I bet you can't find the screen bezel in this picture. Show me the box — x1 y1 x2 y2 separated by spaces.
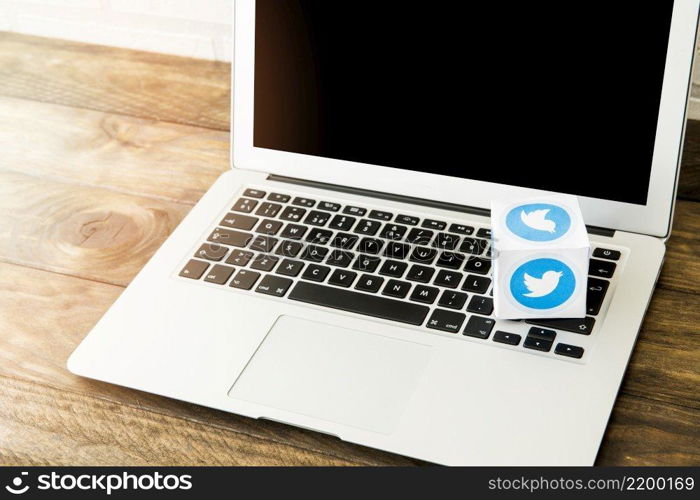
232 0 699 237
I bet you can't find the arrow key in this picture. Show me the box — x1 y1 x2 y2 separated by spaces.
555 343 585 359
524 336 553 352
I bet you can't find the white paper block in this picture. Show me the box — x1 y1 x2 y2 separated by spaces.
491 194 590 320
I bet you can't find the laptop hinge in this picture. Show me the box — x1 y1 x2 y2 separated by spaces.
268 174 616 237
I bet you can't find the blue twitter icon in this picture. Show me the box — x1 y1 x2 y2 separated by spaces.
506 203 571 242
510 258 576 310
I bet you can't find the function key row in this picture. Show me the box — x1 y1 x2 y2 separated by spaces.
232 193 485 238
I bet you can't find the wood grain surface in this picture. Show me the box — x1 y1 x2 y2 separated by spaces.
0 32 698 466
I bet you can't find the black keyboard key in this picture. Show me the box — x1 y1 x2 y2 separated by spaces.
406 228 434 245
593 248 621 261
589 258 616 279
422 219 446 230
208 228 252 247
436 251 465 269
230 269 261 290
279 206 307 222
275 240 304 258
396 214 419 225
410 285 440 304
243 188 265 199
465 257 491 275
255 219 283 235
301 245 329 262
226 250 254 267
476 228 491 239
493 331 521 346
304 210 332 227
276 259 304 277
306 228 333 245
343 206 367 217
383 242 410 259
382 279 412 299
406 264 435 283
434 269 463 289
331 232 359 249
249 235 278 253
289 281 429 326
432 233 460 250
524 337 553 352
354 219 382 236
220 213 258 231
355 274 384 293
379 223 408 241
326 250 354 268
328 269 358 288
203 264 235 285
357 237 384 254
256 202 283 217
250 254 279 272
268 193 290 203
352 254 381 273
459 237 488 255
379 260 408 278
410 246 437 264
527 327 557 341
195 243 228 261
179 259 209 280
463 315 495 339
526 317 596 335
586 277 610 315
448 223 474 235
368 210 392 221
555 343 585 359
301 264 331 282
280 224 308 240
462 274 491 293
319 201 341 212
255 275 293 297
467 295 494 315
438 290 468 309
329 214 356 231
427 309 466 333
292 197 315 207
232 197 258 213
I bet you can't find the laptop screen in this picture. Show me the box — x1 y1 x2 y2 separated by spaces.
253 1 675 205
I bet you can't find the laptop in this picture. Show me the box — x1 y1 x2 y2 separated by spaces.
68 0 699 465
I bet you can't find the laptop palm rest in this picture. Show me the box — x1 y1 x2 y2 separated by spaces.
228 315 432 435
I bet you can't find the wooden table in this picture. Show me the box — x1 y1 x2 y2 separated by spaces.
0 33 698 466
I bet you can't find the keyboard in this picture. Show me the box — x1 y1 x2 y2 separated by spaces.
177 186 624 363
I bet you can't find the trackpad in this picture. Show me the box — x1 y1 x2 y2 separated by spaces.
228 315 432 434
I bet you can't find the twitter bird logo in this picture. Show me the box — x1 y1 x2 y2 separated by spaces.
523 270 562 297
506 203 571 242
520 209 556 234
510 258 576 309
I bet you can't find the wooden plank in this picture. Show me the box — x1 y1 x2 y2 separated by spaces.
0 375 358 466
0 33 230 131
658 200 700 295
0 261 419 466
679 119 700 201
0 96 229 205
597 394 700 465
0 169 191 287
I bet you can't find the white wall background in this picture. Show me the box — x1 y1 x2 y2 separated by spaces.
0 0 699 119
0 0 233 61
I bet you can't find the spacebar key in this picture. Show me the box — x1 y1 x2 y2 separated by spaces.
288 281 429 326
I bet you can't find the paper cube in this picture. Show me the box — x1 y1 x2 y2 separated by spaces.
491 194 590 320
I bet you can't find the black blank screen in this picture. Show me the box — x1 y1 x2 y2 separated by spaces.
254 1 675 205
